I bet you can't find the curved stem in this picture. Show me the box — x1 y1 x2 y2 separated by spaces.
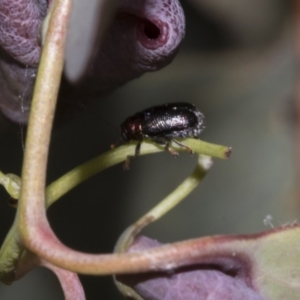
40 260 86 300
16 0 71 264
46 140 229 208
1 139 230 209
115 155 213 254
114 154 213 297
0 139 229 281
135 154 213 224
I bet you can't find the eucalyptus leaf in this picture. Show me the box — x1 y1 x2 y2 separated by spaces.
118 226 300 300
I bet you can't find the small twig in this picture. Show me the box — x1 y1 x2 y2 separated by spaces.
114 154 213 298
46 139 229 208
115 155 213 254
40 260 86 300
0 172 21 200
0 138 230 209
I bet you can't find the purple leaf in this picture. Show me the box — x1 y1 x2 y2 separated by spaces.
117 236 263 300
0 0 185 123
0 0 47 123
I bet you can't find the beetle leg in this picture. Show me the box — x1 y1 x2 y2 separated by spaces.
150 138 179 157
165 143 179 157
123 142 141 170
123 155 133 170
135 142 141 156
172 139 194 155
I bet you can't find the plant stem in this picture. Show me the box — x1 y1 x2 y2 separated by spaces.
16 0 71 252
46 140 229 207
115 154 213 254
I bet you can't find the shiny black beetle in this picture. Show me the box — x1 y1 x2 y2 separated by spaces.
121 102 206 159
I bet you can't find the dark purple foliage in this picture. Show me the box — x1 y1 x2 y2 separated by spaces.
0 0 185 123
117 236 263 300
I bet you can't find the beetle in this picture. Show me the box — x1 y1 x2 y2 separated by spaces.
121 103 206 166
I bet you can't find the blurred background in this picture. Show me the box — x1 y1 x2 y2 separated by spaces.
0 0 297 298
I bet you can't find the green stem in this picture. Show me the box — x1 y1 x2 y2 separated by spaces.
0 138 230 282
46 139 230 207
17 0 71 241
115 154 213 254
114 154 213 298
